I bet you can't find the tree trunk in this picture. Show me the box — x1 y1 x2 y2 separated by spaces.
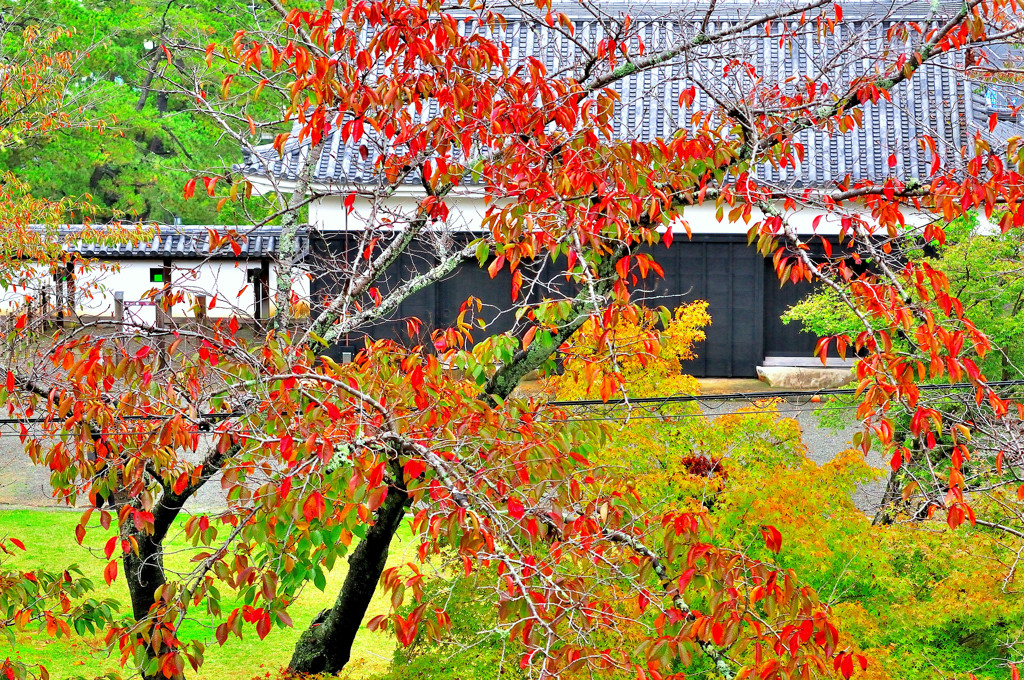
121 525 166 680
123 529 167 622
872 438 919 526
274 141 323 332
287 243 630 673
118 447 229 678
289 481 410 674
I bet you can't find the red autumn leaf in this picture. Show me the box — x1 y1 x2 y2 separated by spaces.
636 254 650 278
522 325 538 350
677 567 696 592
9 537 25 551
135 346 151 360
759 659 780 680
761 525 783 553
215 623 228 645
104 535 117 559
524 517 538 538
507 496 525 520
229 316 240 335
889 449 901 472
256 613 271 640
841 652 854 679
302 492 325 521
615 255 630 279
404 458 427 480
103 559 118 585
5 370 13 392
368 462 385 488
280 434 294 461
184 177 197 200
511 269 522 302
487 255 504 279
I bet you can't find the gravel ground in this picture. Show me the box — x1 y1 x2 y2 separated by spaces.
0 381 887 514
0 425 228 512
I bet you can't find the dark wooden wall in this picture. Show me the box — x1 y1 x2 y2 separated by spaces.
308 232 819 378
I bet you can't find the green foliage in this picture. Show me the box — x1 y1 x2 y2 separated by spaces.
0 0 257 223
926 217 1024 379
710 443 1024 679
0 509 403 679
376 572 527 680
783 212 1024 382
782 286 861 339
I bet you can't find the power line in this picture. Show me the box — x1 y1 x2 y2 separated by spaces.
559 404 860 423
0 379 1020 431
0 412 242 427
546 379 1024 408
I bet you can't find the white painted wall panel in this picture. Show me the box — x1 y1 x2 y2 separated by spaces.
309 192 932 236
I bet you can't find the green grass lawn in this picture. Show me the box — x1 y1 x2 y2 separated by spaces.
2 508 410 679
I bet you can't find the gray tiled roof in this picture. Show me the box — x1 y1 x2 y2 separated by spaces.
240 8 1010 190
56 227 306 260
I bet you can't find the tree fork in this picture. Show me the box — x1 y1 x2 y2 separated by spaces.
117 446 231 677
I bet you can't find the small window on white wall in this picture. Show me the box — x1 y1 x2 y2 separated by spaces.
248 266 270 320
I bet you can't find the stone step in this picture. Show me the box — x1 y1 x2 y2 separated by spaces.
762 355 856 368
756 364 855 390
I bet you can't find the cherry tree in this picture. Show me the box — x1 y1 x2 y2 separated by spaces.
7 0 1024 679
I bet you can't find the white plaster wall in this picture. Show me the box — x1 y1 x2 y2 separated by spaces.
269 265 312 317
309 190 931 236
171 259 312 319
0 263 52 314
170 259 250 318
75 260 162 325
72 258 310 323
310 191 489 233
